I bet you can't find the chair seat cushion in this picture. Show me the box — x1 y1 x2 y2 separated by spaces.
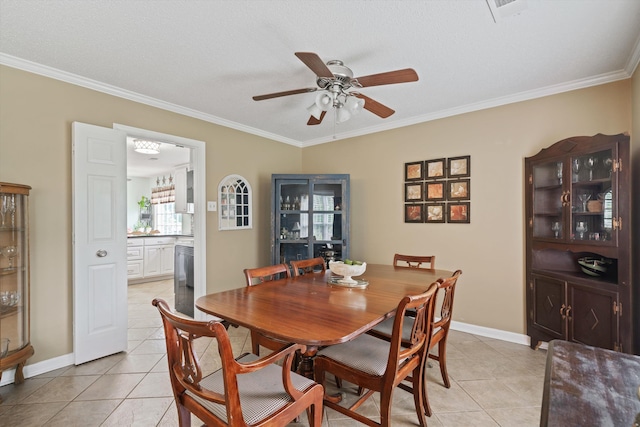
187 353 316 425
317 333 393 376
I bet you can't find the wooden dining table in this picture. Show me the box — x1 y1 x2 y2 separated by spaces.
196 263 452 377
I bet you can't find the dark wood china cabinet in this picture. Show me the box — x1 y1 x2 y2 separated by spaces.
525 134 634 354
271 174 350 267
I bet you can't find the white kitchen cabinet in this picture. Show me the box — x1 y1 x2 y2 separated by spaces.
142 237 175 278
174 167 194 214
127 239 144 280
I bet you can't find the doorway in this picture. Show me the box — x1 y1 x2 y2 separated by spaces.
114 124 207 320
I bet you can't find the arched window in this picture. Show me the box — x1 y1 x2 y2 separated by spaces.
218 175 252 230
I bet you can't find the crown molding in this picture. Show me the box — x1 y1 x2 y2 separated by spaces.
2 52 633 148
0 53 303 147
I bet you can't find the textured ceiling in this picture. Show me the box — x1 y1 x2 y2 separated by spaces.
1 0 639 148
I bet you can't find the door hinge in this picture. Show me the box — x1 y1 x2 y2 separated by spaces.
528 217 533 228
613 342 623 352
613 217 622 231
529 280 533 290
528 174 533 185
613 159 621 172
613 301 622 316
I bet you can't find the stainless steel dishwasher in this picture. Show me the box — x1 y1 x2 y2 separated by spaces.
174 242 194 317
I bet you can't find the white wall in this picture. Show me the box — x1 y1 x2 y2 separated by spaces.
126 177 153 230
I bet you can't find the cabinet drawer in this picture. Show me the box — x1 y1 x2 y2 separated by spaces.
144 237 175 246
127 260 143 279
127 238 144 246
127 246 143 260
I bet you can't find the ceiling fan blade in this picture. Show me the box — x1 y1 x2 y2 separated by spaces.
353 93 395 118
252 87 317 101
295 52 334 78
354 68 418 87
307 111 327 125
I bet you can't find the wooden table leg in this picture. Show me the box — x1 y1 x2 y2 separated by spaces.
296 346 318 379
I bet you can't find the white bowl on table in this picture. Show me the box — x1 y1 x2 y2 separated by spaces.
329 261 367 285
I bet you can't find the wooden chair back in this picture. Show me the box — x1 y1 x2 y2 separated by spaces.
152 298 324 426
243 263 292 355
314 282 438 426
393 253 436 270
244 263 291 286
365 269 462 417
290 257 326 277
427 270 462 387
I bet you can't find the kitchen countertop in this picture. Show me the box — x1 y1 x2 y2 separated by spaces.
127 234 193 239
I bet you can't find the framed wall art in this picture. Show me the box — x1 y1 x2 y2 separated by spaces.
404 182 424 202
447 155 470 178
404 204 424 223
403 155 471 224
425 203 446 223
448 202 470 223
425 181 446 201
404 161 424 181
448 179 470 200
425 158 446 179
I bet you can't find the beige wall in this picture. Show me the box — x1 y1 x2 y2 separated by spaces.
0 63 635 366
0 65 301 363
302 80 633 334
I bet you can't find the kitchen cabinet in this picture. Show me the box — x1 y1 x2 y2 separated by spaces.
0 182 34 392
174 167 194 214
127 236 175 282
143 237 175 277
271 174 350 266
126 239 144 280
525 133 634 353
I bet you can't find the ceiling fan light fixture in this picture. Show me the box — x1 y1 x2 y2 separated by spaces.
307 102 324 120
315 91 333 110
345 95 365 115
133 139 160 154
335 106 352 124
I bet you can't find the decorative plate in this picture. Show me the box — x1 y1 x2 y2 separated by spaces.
328 276 369 289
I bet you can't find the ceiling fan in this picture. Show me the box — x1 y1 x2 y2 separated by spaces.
252 52 419 125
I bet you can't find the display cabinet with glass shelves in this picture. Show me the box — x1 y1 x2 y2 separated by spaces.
271 174 350 267
525 133 634 353
0 182 34 393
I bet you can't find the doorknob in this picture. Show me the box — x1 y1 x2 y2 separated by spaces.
96 249 108 257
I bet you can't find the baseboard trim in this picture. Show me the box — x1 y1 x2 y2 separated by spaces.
0 353 74 387
451 320 532 346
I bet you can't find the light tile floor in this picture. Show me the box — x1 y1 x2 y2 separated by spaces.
0 279 547 426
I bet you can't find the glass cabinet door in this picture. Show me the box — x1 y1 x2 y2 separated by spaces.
311 182 344 263
531 147 617 245
569 147 616 245
276 181 310 264
0 182 33 386
531 160 564 240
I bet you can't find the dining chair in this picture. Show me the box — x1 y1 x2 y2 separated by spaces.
152 298 324 427
367 269 462 416
313 283 438 427
243 264 292 356
393 254 436 270
290 256 326 277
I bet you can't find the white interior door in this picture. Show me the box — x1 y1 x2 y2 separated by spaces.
72 122 128 365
